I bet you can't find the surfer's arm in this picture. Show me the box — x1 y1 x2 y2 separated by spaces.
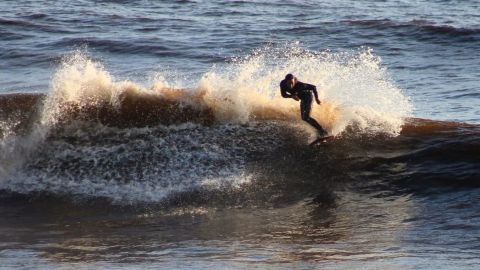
280 88 299 100
306 84 321 104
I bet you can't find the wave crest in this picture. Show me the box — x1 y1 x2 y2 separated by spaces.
37 46 411 136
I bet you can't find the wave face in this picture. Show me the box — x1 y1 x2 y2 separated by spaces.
10 48 480 206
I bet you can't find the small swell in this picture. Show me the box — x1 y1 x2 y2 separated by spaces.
401 118 478 136
21 13 48 20
415 21 479 36
0 29 31 41
52 38 179 56
0 18 73 34
0 18 37 27
344 19 480 39
359 118 480 190
344 19 395 28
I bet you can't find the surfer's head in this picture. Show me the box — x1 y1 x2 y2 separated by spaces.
284 73 297 89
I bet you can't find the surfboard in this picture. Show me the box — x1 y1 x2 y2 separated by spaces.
309 135 335 146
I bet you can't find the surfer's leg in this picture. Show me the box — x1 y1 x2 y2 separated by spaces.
300 96 328 136
305 116 328 136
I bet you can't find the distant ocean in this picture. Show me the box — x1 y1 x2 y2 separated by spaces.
1 1 479 269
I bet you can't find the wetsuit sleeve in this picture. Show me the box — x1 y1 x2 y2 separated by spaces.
305 83 319 101
280 82 296 99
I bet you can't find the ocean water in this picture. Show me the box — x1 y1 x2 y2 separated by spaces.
1 0 479 269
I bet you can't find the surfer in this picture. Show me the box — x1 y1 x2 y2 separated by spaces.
280 74 328 137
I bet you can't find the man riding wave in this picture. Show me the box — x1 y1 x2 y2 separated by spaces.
280 74 328 137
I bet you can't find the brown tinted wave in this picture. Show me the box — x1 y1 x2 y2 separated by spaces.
2 92 479 181
0 90 311 130
1 91 216 131
0 92 478 136
1 92 479 203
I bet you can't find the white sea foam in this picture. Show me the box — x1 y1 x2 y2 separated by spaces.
198 45 412 136
2 122 280 204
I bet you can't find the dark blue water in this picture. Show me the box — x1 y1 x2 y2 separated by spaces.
1 1 480 269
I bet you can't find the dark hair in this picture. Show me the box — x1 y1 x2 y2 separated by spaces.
285 74 294 80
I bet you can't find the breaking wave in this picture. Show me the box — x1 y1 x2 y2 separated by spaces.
34 47 411 134
0 46 423 204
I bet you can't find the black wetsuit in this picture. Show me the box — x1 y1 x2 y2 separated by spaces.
280 80 327 135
